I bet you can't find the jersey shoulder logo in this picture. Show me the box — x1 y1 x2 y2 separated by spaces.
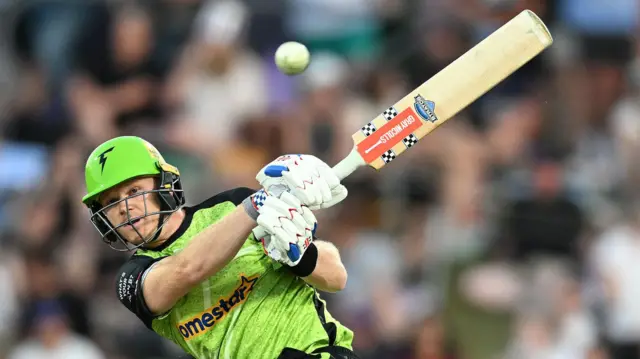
98 146 115 174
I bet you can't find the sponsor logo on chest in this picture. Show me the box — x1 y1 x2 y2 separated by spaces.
177 275 259 340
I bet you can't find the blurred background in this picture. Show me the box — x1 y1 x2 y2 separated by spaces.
0 0 638 358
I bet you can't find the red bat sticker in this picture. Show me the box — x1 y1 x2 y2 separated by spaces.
357 108 422 163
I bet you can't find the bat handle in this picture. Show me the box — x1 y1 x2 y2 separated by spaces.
332 148 365 180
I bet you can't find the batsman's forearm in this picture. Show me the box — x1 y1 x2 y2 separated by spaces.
176 206 254 285
302 241 347 292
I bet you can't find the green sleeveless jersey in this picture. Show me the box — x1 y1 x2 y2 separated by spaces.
115 187 354 359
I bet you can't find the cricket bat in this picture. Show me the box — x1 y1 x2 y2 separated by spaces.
331 9 553 180
254 10 552 262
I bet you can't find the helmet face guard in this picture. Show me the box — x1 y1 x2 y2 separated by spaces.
82 136 186 251
88 170 184 251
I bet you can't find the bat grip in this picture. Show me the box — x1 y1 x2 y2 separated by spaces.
332 148 365 180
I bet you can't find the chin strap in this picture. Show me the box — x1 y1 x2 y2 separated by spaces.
147 213 167 245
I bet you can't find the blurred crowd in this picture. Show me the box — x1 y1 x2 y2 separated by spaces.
0 0 639 358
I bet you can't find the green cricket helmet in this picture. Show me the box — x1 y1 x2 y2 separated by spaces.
82 136 185 251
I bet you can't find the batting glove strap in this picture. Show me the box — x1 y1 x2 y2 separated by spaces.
287 242 318 277
242 189 268 221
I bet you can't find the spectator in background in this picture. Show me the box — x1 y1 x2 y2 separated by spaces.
284 0 381 63
557 0 637 213
610 85 640 196
591 202 640 359
503 311 565 359
2 61 71 147
279 50 402 184
162 0 268 157
68 3 164 145
501 157 584 262
501 267 597 359
413 316 458 359
282 51 362 163
158 0 273 191
399 18 472 94
0 243 22 358
0 1 638 358
7 299 104 359
3 2 94 148
16 250 91 339
554 277 598 358
11 2 93 94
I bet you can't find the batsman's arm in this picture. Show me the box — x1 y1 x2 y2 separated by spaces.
141 205 255 315
115 187 264 326
295 240 347 293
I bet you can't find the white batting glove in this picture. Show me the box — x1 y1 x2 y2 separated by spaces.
256 154 348 210
252 192 317 266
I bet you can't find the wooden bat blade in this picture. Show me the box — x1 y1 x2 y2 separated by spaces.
333 9 553 180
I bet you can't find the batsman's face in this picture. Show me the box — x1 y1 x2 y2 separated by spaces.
99 176 161 245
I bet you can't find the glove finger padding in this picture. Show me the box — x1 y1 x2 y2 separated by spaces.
272 226 296 253
253 229 288 264
277 192 310 227
256 213 292 254
297 205 318 235
280 192 317 231
294 162 331 205
255 193 318 265
252 226 268 241
270 225 303 264
330 184 348 204
262 194 302 217
313 171 333 205
256 199 289 233
261 236 282 263
282 170 322 206
257 207 305 239
307 166 347 210
308 185 348 210
316 164 341 189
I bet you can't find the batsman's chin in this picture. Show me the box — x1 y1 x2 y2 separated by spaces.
122 223 150 244
126 235 151 246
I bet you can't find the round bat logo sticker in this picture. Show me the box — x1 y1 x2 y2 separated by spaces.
413 94 438 123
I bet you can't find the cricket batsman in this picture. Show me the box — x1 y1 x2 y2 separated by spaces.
81 136 358 359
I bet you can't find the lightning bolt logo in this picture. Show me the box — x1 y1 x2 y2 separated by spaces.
98 146 115 174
